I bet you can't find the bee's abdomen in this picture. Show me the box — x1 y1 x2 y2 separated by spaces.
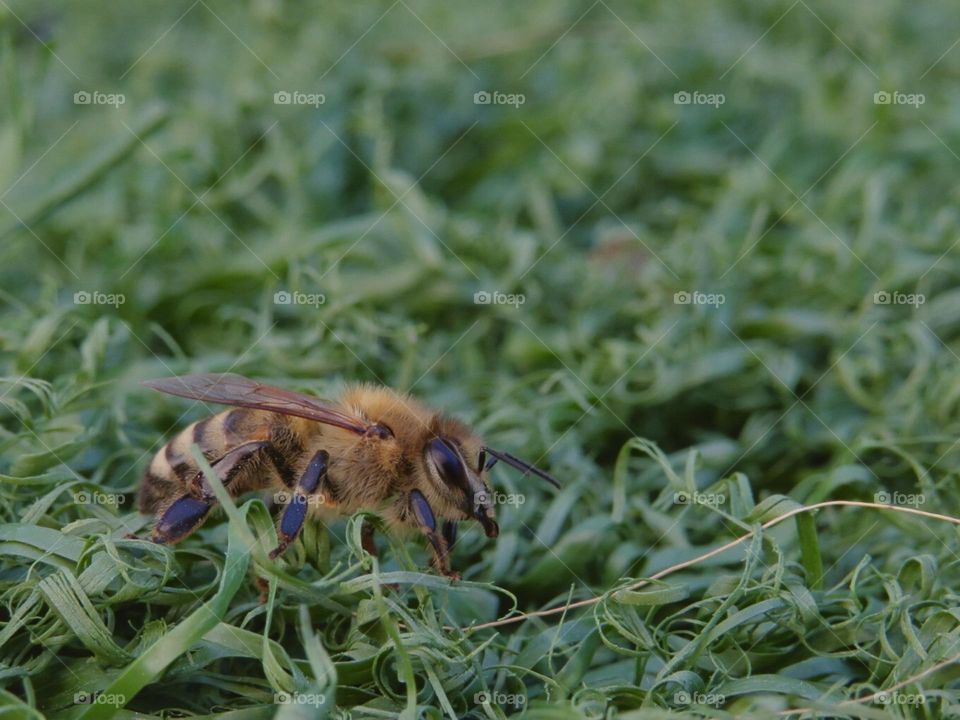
138 408 266 512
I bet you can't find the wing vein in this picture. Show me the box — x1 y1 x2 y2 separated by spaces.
144 373 367 435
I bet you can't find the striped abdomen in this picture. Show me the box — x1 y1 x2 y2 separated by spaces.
138 408 278 513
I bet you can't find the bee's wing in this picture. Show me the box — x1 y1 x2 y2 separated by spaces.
143 373 368 434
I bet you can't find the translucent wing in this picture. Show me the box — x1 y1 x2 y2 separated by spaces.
143 373 368 434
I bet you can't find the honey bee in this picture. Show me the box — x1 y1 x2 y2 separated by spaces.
138 373 559 578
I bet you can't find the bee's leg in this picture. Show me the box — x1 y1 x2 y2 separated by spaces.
361 520 379 558
442 521 457 550
152 495 214 544
192 440 272 501
270 450 329 559
409 490 458 580
152 440 271 544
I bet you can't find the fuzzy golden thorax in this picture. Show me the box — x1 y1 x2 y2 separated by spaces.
336 384 494 526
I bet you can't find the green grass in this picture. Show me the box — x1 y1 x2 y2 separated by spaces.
2 0 960 717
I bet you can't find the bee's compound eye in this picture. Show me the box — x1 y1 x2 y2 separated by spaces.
427 438 468 491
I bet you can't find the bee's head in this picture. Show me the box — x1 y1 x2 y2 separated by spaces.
424 436 499 537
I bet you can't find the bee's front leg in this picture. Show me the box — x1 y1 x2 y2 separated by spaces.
409 490 459 580
270 450 329 559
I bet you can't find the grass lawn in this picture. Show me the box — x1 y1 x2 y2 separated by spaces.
2 1 960 717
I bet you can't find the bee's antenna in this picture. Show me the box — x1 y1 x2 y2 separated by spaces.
481 447 560 489
478 449 500 473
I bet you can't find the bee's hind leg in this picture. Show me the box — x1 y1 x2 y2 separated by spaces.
153 495 214 544
361 520 378 557
152 440 272 545
193 440 272 502
270 450 329 559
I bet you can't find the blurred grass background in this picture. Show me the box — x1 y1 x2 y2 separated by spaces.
2 0 960 717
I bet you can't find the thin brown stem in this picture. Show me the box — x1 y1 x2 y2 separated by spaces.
462 500 960 633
